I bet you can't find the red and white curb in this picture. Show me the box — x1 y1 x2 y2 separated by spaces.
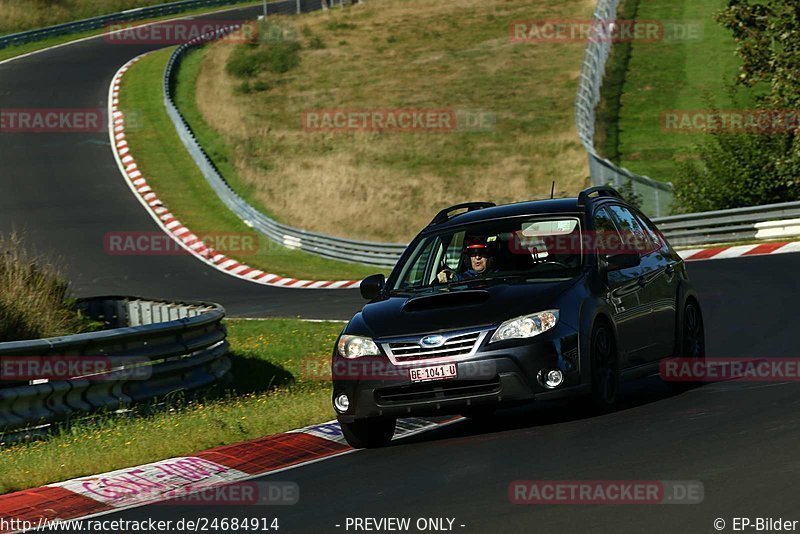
678 240 800 262
108 55 360 290
0 417 459 531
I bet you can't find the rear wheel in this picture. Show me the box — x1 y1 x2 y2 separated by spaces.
340 418 396 449
682 300 705 360
590 322 620 410
666 300 705 391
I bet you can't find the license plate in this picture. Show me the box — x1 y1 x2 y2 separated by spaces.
409 363 457 383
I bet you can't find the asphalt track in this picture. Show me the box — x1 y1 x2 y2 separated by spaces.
0 4 364 319
3 5 800 534
101 252 800 533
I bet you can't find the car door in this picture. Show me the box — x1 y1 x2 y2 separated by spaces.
606 205 664 363
593 206 651 368
636 210 679 359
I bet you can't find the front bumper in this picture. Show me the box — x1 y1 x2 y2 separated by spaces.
333 323 583 422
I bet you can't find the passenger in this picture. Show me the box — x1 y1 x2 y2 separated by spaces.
437 240 495 283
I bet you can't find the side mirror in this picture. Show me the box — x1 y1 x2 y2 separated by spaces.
604 253 640 271
359 274 386 300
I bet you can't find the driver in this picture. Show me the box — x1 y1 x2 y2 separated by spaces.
437 240 495 283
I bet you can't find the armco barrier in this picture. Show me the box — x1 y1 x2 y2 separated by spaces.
653 201 800 247
0 297 229 438
0 0 257 50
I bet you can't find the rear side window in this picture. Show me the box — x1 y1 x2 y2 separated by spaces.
607 205 656 255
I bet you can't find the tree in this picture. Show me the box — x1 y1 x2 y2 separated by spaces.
718 0 800 110
672 0 800 213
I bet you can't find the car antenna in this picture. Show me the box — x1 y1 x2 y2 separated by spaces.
550 181 555 199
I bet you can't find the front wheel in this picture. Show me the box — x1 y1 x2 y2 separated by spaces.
590 322 620 410
340 418 396 449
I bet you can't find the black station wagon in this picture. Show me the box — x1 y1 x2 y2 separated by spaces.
332 186 705 448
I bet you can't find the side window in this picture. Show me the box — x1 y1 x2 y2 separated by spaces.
607 205 654 255
593 207 622 257
443 231 465 270
398 238 442 288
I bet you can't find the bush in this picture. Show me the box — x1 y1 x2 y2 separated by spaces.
225 41 301 79
308 35 326 50
262 41 301 74
673 132 800 214
226 45 262 78
0 234 93 341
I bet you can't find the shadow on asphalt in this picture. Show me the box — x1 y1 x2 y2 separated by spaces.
391 375 711 448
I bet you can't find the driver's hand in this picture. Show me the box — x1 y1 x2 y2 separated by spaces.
437 270 451 283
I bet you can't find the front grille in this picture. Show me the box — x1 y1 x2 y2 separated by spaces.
381 329 490 365
375 378 501 405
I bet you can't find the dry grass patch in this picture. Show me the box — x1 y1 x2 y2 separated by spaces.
192 0 593 242
0 234 94 341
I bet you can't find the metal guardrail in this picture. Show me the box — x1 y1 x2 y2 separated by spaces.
575 0 675 217
0 297 229 438
163 7 406 269
654 201 800 247
0 0 259 49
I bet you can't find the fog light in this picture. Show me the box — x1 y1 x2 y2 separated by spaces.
334 394 350 413
544 369 564 389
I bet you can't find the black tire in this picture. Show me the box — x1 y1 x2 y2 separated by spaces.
666 300 706 391
590 321 620 410
340 418 396 449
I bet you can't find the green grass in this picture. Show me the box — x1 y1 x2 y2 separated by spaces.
0 318 343 494
0 2 261 63
120 48 379 280
610 0 759 181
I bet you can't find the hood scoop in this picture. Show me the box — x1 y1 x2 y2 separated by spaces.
403 290 490 313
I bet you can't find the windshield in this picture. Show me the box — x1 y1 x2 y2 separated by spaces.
391 216 583 292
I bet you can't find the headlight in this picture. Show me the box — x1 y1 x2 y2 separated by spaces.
337 335 380 359
489 310 559 343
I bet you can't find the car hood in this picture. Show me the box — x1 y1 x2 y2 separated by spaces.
353 277 581 338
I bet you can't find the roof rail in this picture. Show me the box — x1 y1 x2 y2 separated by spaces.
429 202 496 226
577 185 622 207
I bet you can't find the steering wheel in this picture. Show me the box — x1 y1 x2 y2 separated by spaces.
435 267 456 284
